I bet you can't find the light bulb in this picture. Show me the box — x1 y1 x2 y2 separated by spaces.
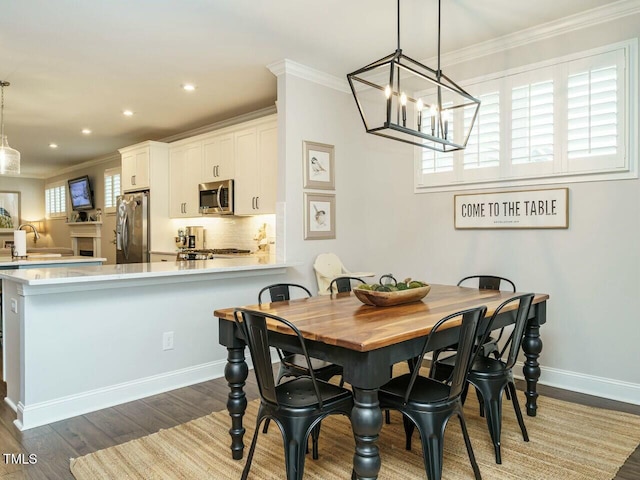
417 99 424 111
400 92 407 106
384 85 391 99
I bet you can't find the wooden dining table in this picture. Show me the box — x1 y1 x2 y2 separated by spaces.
215 283 549 480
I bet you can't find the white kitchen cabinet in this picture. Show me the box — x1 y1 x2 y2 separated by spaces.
234 118 277 215
150 253 177 262
119 141 168 193
169 142 202 218
202 133 234 182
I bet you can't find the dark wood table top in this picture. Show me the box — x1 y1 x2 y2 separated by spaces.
214 284 549 352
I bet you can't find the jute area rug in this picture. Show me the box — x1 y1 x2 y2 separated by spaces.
70 392 640 479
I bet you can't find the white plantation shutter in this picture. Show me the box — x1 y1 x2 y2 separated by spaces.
464 91 500 170
566 58 622 175
568 66 617 158
104 168 121 213
511 80 554 165
415 40 634 190
45 182 66 218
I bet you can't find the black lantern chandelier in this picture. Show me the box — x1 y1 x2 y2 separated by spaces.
347 0 480 151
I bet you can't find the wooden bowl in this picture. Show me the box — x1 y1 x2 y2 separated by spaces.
353 285 431 307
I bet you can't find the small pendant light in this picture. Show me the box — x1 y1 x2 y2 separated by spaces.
0 81 21 175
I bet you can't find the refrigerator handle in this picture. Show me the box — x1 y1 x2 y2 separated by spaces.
122 212 130 259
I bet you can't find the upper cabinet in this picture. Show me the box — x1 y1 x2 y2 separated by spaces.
202 134 234 182
164 114 277 218
234 120 277 215
119 141 168 193
169 142 202 218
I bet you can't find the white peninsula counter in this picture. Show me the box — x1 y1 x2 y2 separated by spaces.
0 257 297 430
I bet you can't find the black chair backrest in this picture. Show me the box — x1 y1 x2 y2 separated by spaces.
329 276 366 294
458 275 516 292
473 293 535 368
258 283 312 305
233 308 324 408
404 305 487 403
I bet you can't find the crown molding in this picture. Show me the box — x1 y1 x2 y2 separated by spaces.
160 105 277 143
267 59 350 94
436 0 640 68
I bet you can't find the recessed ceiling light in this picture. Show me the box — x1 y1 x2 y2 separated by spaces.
182 84 196 92
49 143 58 149
82 128 92 135
123 110 134 117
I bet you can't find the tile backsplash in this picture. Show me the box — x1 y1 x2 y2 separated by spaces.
171 214 276 252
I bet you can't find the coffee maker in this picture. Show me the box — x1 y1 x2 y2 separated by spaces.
185 226 204 250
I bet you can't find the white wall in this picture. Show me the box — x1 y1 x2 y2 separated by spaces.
275 11 640 403
0 176 50 248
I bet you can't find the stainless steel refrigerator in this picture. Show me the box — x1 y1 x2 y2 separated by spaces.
116 191 150 264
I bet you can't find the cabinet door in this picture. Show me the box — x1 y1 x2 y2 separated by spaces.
169 143 202 218
255 122 277 214
202 134 234 182
233 128 259 215
121 148 150 192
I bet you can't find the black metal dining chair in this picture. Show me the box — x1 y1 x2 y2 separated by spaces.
233 308 353 480
258 283 344 454
378 306 487 480
258 283 344 386
328 276 365 294
430 275 516 371
431 293 535 464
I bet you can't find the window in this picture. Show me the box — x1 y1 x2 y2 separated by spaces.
415 40 636 191
45 181 66 218
104 168 121 214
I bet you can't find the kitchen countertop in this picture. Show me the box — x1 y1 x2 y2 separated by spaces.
0 255 107 268
0 256 294 287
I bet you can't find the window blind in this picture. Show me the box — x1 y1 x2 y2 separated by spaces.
45 183 66 218
567 65 617 159
465 91 500 169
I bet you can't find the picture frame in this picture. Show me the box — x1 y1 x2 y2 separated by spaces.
303 141 335 189
304 192 335 240
0 191 20 233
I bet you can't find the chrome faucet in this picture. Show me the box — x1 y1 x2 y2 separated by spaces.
18 223 41 242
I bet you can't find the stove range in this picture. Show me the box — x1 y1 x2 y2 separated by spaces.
177 248 252 260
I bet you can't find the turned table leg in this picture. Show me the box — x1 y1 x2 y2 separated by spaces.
225 345 248 460
522 302 545 417
351 387 383 480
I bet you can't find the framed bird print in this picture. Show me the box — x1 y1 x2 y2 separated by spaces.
303 140 335 189
304 193 335 240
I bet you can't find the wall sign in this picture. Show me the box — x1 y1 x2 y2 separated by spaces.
454 188 569 229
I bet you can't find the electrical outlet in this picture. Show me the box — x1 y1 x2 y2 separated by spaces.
10 298 18 314
162 331 174 351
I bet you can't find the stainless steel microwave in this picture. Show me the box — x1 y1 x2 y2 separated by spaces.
199 180 234 215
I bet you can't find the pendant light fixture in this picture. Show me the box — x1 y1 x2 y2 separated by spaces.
0 81 20 175
347 0 480 151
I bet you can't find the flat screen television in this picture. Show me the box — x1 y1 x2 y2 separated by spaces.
68 175 94 211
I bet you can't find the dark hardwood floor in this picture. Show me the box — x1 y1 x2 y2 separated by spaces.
0 366 637 479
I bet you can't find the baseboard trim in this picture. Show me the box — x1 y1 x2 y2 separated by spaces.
15 360 229 431
513 361 640 406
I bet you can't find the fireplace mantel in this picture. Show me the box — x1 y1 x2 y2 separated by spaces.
68 222 102 257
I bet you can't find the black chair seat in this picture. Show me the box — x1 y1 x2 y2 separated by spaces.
437 353 507 375
281 354 342 378
380 374 451 405
276 377 352 408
